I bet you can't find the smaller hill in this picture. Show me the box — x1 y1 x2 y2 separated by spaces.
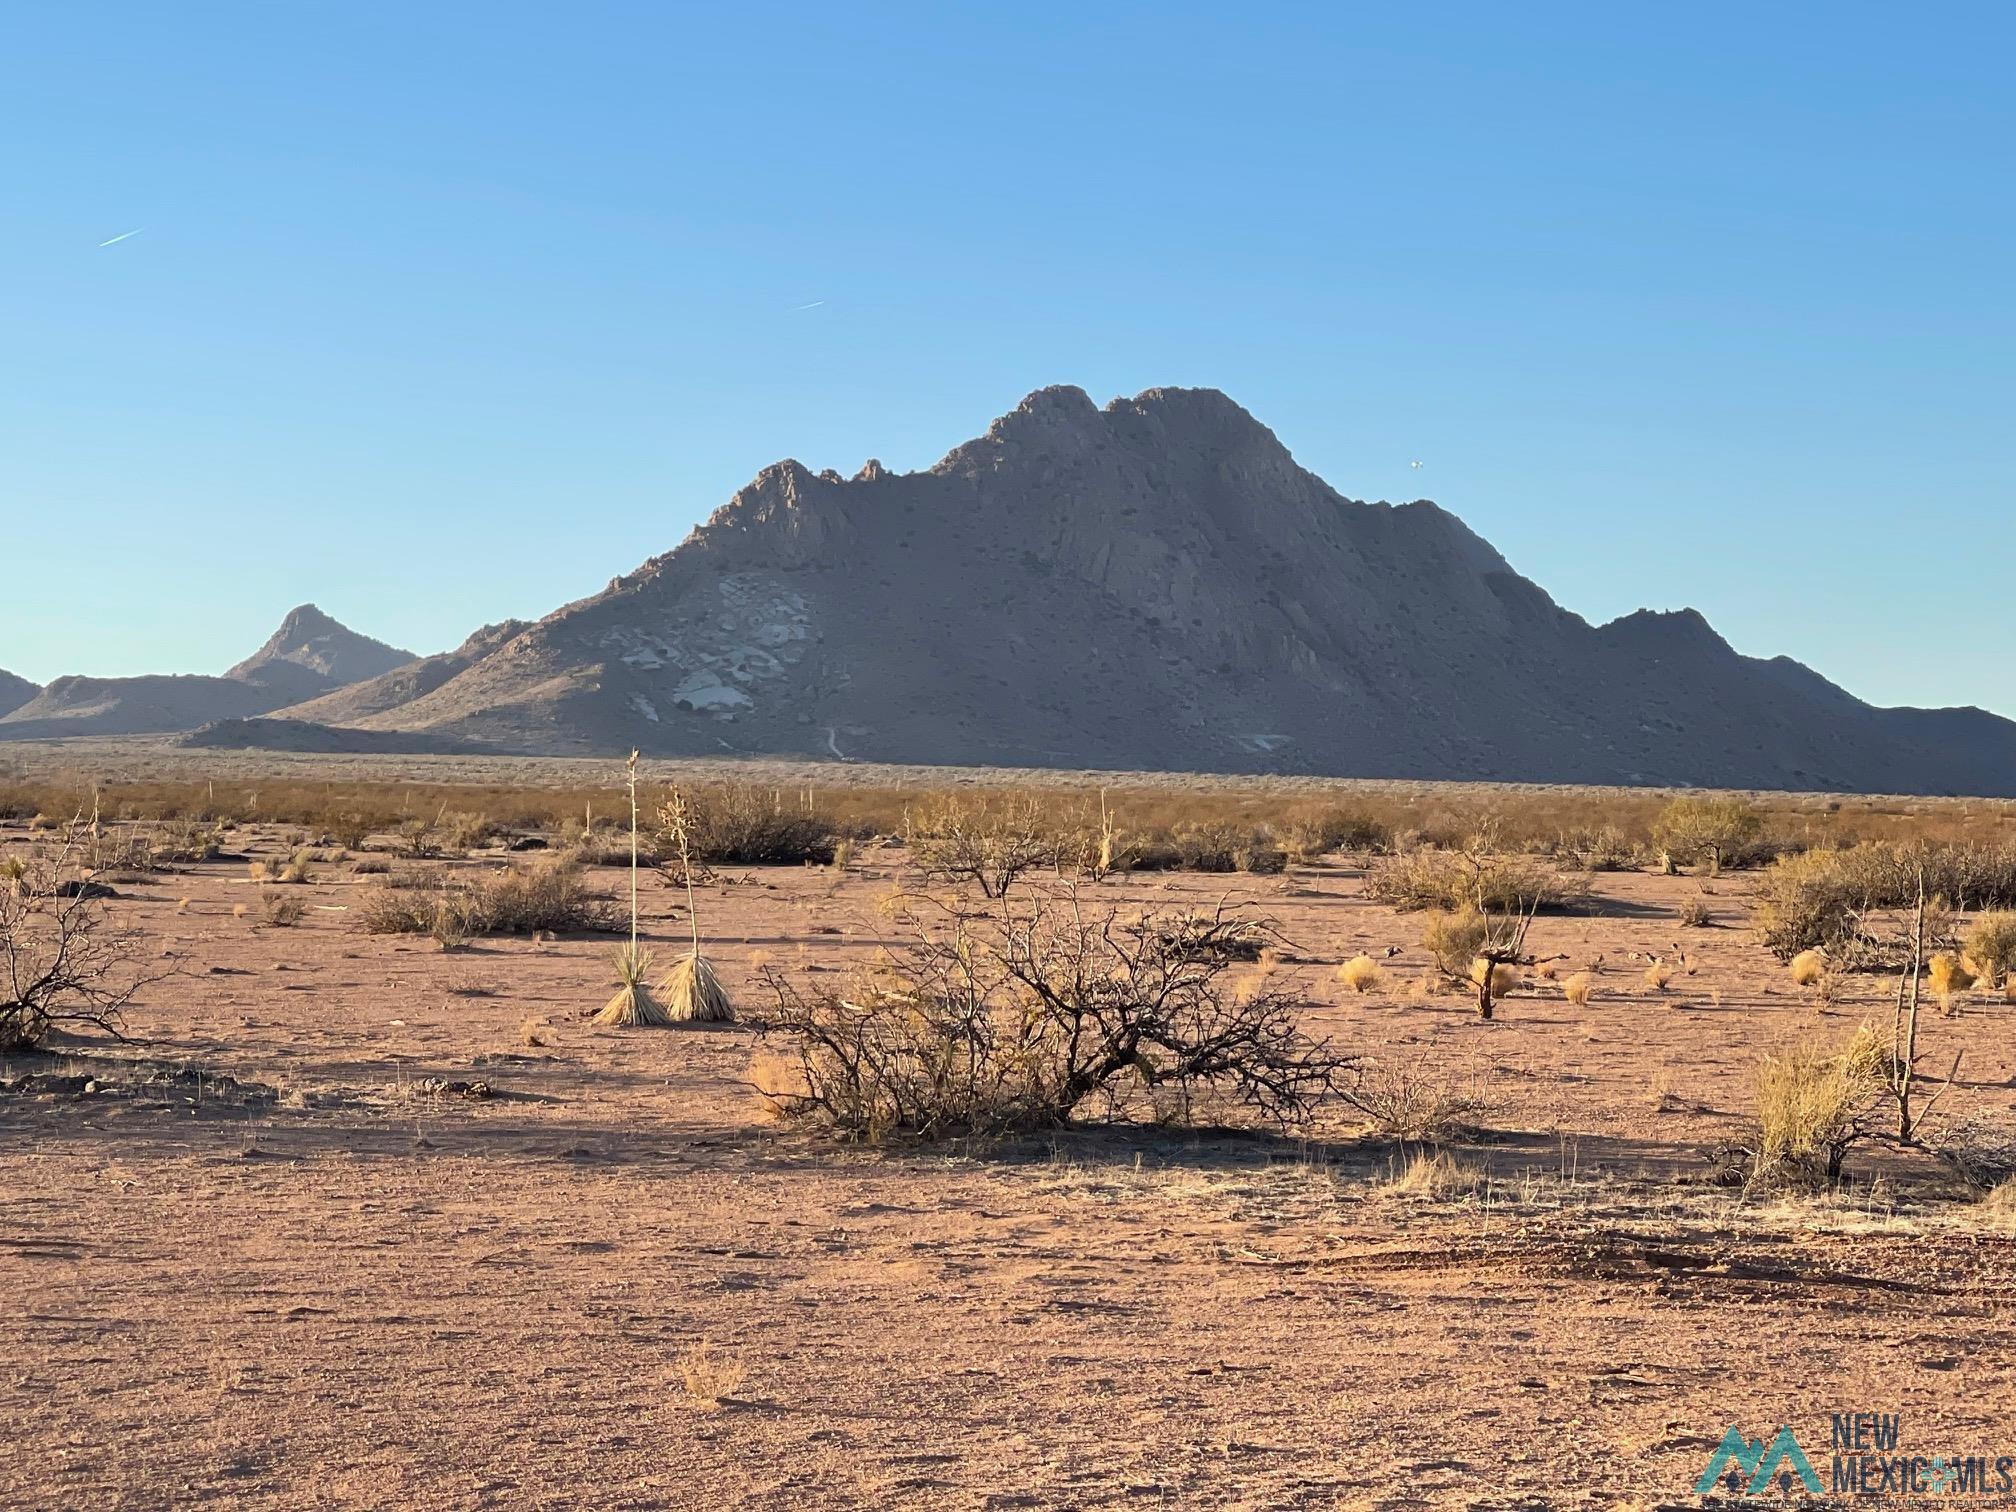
0 669 37 719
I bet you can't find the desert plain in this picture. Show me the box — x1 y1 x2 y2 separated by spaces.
3 749 2014 1512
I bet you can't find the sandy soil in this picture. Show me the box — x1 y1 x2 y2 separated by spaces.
4 828 2014 1510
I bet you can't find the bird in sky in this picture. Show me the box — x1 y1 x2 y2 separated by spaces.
1409 459 1423 470
97 228 143 247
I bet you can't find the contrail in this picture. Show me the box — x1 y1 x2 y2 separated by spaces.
98 229 143 247
794 299 825 310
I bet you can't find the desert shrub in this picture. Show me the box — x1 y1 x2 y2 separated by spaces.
1349 1062 1493 1142
1751 1025 1888 1186
1962 912 2016 987
1651 796 1769 873
1752 842 2016 960
753 891 1348 1140
1338 955 1384 993
1366 849 1583 913
1419 903 1534 1018
1789 948 1827 986
259 890 305 927
277 850 314 885
147 819 224 865
440 811 500 852
0 825 165 1051
1549 825 1645 872
351 855 392 875
1677 896 1711 929
359 860 615 938
1927 952 1975 1011
902 794 1054 897
1275 807 1389 861
672 785 835 866
318 811 378 850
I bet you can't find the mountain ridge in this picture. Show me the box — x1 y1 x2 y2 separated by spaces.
260 385 2016 795
13 386 2013 795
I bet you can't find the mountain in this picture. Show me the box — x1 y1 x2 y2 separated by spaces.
0 606 413 740
265 384 2016 795
273 619 529 726
226 604 415 696
0 669 39 719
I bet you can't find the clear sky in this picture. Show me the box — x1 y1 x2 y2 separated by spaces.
4 3 2010 714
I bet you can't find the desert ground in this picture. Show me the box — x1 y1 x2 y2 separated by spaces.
3 758 2015 1510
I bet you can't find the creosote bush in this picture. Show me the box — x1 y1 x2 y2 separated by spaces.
901 794 1055 898
359 860 616 938
1650 796 1768 874
753 889 1348 1140
668 784 836 866
1367 849 1583 913
1752 842 2016 960
1 824 168 1051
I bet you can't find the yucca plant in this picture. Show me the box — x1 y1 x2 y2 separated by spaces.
656 787 734 1022
592 752 673 1028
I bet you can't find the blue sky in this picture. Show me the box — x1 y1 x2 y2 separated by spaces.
4 3 2010 713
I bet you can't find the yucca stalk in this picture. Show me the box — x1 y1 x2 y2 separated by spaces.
657 787 734 1022
592 751 672 1027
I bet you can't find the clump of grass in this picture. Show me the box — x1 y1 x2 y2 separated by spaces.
259 890 305 927
1643 960 1675 992
677 1341 746 1409
231 902 249 920
1383 1147 1481 1200
1962 911 2016 991
1677 896 1711 929
1752 1024 1887 1186
1978 1179 2016 1231
1468 957 1518 998
277 850 314 885
1337 954 1384 994
1789 949 1827 987
1562 971 1594 1006
247 859 273 883
1927 952 1975 1013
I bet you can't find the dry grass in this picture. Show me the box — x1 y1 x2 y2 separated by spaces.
1753 1025 1887 1186
1468 957 1518 997
1337 954 1384 994
676 1341 746 1409
1962 911 2016 989
257 890 305 927
1927 952 1976 1013
1789 949 1827 987
1383 1147 1481 1200
1642 960 1675 992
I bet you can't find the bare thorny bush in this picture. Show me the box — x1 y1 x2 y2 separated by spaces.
751 886 1353 1140
1 822 170 1052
